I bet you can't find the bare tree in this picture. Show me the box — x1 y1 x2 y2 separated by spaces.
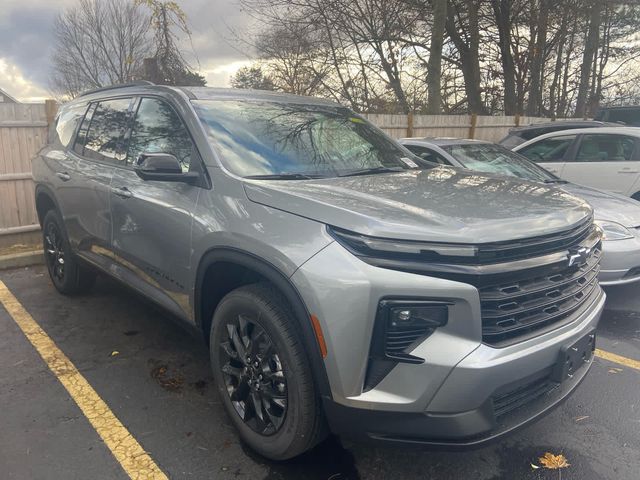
426 0 448 114
51 0 152 97
136 0 206 86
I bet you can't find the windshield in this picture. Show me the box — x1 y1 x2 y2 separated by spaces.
442 143 556 183
193 100 417 178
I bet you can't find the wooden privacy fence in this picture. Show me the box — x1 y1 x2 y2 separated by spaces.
0 102 55 248
0 102 561 248
363 113 563 141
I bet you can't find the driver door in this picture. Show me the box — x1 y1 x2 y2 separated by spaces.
516 134 577 176
109 96 200 320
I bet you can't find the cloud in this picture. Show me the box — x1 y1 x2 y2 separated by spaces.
0 0 256 96
0 58 50 102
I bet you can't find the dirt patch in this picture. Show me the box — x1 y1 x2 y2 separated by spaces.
150 364 184 392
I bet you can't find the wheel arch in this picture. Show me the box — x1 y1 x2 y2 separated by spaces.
35 184 62 226
194 247 332 399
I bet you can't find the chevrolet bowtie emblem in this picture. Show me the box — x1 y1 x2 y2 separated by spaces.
567 246 591 267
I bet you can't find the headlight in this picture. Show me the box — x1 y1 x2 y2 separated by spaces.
328 226 477 258
594 220 634 241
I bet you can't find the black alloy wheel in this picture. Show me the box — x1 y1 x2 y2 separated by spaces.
219 313 288 435
44 220 65 282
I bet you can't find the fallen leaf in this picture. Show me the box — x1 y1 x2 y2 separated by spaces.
110 351 119 357
530 463 540 469
539 452 570 470
575 415 590 422
608 368 623 374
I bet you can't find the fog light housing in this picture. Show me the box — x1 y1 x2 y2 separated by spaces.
364 300 449 391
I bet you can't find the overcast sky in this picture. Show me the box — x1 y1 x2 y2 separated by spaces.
0 0 253 101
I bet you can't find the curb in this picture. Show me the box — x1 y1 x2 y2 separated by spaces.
0 250 44 270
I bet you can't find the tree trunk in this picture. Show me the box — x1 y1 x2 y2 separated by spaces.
426 0 448 114
575 1 602 118
526 0 550 116
491 0 517 115
445 0 487 114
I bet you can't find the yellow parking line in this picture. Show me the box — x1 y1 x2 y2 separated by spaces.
0 281 168 480
595 348 640 372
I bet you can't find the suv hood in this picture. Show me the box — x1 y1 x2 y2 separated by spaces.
560 183 640 227
243 168 592 244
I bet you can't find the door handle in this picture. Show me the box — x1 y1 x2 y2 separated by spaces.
112 186 133 199
618 169 639 174
56 172 71 181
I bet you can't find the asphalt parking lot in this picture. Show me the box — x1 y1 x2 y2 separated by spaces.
0 265 638 480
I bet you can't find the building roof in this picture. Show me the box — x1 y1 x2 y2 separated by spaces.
0 87 19 103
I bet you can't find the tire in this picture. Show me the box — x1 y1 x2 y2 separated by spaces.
42 209 96 295
210 283 326 460
632 192 640 202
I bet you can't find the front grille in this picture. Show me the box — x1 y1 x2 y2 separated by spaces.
475 215 593 264
493 374 558 418
480 244 601 346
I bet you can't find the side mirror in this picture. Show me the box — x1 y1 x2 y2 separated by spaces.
134 153 200 184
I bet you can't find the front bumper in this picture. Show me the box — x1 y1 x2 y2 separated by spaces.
599 236 640 286
293 241 605 445
325 290 604 446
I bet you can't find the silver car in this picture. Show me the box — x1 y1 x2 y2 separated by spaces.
33 84 604 460
401 137 640 286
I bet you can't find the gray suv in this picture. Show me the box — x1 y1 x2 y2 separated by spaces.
33 83 605 460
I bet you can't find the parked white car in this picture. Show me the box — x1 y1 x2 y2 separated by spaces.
400 137 640 286
513 127 640 200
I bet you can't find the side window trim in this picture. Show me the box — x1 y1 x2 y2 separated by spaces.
564 134 583 162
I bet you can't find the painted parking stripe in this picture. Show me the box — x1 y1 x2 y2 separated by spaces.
595 348 640 371
0 281 168 480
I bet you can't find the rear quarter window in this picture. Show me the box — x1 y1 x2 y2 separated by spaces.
53 103 88 148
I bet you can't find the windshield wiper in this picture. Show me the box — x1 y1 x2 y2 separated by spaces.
338 166 406 178
544 179 569 184
244 173 325 180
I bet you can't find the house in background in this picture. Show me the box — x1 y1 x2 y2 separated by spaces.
0 87 19 103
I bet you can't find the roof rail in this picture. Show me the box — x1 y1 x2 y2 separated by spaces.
77 80 155 98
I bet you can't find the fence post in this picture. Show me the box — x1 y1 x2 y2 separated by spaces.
44 99 58 125
514 113 520 127
468 113 478 139
406 111 414 138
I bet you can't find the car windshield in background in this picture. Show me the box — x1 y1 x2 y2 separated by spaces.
442 144 555 183
193 100 415 178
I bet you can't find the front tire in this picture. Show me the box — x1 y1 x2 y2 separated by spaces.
210 283 326 460
42 210 96 295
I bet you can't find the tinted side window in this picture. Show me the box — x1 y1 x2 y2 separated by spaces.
518 135 574 162
404 145 451 165
606 109 640 126
127 98 193 172
574 134 635 162
53 103 88 148
82 98 133 163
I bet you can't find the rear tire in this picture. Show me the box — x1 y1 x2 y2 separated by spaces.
42 210 96 295
210 283 326 460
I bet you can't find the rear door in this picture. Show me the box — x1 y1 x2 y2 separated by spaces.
66 97 134 268
109 96 200 319
560 133 640 195
515 134 576 176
